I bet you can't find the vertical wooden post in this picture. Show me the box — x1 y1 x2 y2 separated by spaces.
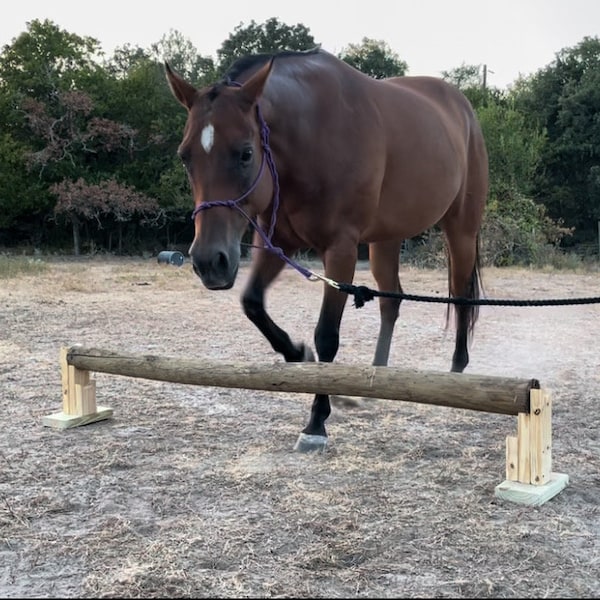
529 389 553 485
42 347 113 429
495 389 568 505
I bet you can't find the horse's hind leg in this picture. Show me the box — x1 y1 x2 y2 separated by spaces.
369 240 403 366
442 124 487 372
442 227 482 373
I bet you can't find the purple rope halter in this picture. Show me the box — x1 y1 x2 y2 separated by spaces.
190 101 312 279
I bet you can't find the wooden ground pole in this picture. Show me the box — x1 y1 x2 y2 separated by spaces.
43 346 568 504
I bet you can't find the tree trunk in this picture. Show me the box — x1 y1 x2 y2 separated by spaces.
71 216 81 256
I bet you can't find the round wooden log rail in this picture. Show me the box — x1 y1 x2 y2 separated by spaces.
66 346 538 416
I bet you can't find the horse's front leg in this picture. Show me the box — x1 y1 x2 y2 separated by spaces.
241 245 314 363
294 246 357 452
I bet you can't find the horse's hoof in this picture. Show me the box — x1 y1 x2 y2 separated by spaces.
294 433 328 453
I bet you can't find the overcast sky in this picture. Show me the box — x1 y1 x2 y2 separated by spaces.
1 0 599 88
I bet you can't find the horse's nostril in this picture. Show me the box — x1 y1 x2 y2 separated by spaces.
191 252 229 281
214 251 228 272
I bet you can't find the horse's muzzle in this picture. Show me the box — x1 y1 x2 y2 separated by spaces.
190 247 239 290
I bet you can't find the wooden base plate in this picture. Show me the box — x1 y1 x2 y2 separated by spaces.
494 472 569 506
42 406 113 430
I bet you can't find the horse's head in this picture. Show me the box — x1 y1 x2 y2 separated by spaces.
165 60 274 290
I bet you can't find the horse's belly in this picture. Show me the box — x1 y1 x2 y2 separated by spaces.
360 192 454 242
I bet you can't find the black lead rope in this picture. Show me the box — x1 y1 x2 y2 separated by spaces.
334 282 600 309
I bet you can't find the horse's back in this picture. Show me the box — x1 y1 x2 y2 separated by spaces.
385 75 475 116
386 74 488 175
383 76 489 235
376 75 484 162
264 51 487 243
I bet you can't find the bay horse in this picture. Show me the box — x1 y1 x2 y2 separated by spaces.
165 48 488 451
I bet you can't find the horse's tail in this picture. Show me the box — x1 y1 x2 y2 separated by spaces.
446 234 484 342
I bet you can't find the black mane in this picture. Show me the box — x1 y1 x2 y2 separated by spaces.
223 47 321 85
207 47 321 102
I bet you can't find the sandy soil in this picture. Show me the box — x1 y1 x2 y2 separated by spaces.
1 257 599 598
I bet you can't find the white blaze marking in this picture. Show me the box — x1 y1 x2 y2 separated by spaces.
201 123 215 153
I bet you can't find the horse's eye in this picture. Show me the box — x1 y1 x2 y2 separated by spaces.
240 147 253 164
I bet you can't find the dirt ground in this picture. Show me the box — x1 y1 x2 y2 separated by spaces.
1 256 599 598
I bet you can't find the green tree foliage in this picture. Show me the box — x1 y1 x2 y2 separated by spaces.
514 36 600 245
216 18 316 75
477 100 545 198
442 63 571 264
482 194 572 267
151 29 216 86
0 19 100 100
442 63 486 106
0 19 169 250
441 63 544 199
101 46 192 249
0 19 108 243
0 134 46 233
339 38 407 78
441 63 505 108
100 55 181 196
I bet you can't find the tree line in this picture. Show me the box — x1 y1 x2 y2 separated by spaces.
0 18 598 265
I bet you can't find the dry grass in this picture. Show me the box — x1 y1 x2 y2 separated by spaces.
1 257 599 598
0 255 48 279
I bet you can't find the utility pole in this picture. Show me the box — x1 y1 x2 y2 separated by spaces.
482 64 494 105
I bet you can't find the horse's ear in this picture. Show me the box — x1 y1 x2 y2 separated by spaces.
238 59 274 111
165 62 197 110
